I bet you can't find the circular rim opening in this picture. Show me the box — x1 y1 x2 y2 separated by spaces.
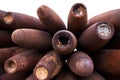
73 3 86 17
58 36 69 46
5 60 17 73
97 23 112 38
4 12 13 24
35 66 48 80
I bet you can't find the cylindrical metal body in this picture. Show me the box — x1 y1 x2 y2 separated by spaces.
88 9 120 34
3 12 46 31
11 28 52 50
93 49 120 76
34 50 63 80
37 5 66 34
52 30 77 54
0 30 15 48
78 21 114 52
68 3 87 37
0 47 26 66
79 71 105 80
68 51 94 77
4 50 44 73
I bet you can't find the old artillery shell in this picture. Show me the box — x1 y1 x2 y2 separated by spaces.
0 72 30 80
3 12 46 31
4 50 44 73
37 5 66 34
0 47 26 66
34 50 63 80
79 71 105 80
68 3 87 37
88 9 120 33
93 49 120 76
68 51 94 77
78 21 114 52
0 30 15 48
11 28 52 50
52 30 77 54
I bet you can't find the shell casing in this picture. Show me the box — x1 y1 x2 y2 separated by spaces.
11 28 52 50
3 12 46 31
68 3 87 37
52 30 77 54
34 50 63 80
78 21 114 52
37 5 66 34
68 51 94 77
4 50 44 73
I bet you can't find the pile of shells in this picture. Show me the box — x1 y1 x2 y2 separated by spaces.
0 2 120 80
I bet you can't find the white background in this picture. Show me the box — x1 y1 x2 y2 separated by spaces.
0 0 119 25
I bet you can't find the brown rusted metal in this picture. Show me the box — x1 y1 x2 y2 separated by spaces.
3 12 46 31
37 5 66 34
11 28 52 50
0 30 16 48
93 49 120 76
88 9 120 34
34 50 63 80
0 72 30 80
52 30 77 54
26 74 36 80
68 3 87 37
104 76 120 80
79 71 105 80
104 33 120 49
0 10 9 30
0 47 26 66
78 21 114 52
55 69 77 80
68 51 94 77
4 50 44 73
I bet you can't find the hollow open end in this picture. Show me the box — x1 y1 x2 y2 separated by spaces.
58 36 69 46
73 3 86 17
35 66 48 80
97 23 111 38
4 12 13 24
5 60 17 73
